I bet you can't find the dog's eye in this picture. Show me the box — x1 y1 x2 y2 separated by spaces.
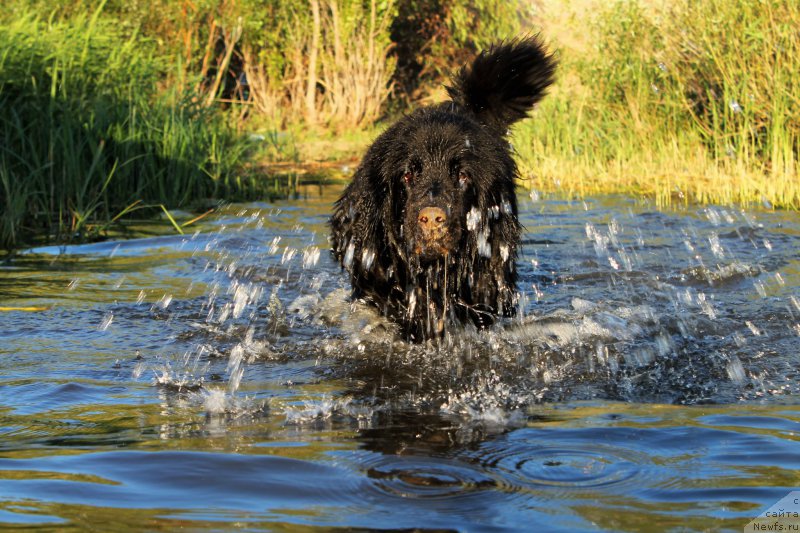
458 170 470 187
403 171 414 184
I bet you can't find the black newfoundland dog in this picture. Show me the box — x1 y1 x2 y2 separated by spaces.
330 37 557 341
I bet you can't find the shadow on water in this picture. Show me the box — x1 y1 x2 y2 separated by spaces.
1 184 799 531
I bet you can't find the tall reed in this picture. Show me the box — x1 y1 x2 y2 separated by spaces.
0 11 257 249
514 0 799 209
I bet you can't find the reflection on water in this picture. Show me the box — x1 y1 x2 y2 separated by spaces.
1 185 799 530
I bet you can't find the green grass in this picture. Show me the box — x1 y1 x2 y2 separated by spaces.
514 0 799 209
0 9 267 250
3 0 797 253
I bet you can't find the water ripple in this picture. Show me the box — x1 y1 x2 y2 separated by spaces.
463 430 647 496
355 453 497 501
488 446 638 490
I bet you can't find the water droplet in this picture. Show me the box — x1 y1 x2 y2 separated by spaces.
753 280 767 298
501 196 513 215
218 304 231 324
745 320 762 336
705 207 721 225
407 289 417 318
268 236 281 254
227 344 245 394
477 227 492 258
132 361 145 379
343 241 356 269
720 209 735 224
99 312 113 331
708 233 725 259
654 334 673 356
466 207 481 231
531 283 544 302
203 387 230 414
231 283 252 318
361 248 376 271
726 356 746 383
157 294 173 310
281 247 297 264
500 244 510 262
303 246 321 268
697 292 716 319
731 331 746 346
624 346 655 366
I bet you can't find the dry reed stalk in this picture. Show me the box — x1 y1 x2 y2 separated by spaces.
318 0 395 129
241 46 283 124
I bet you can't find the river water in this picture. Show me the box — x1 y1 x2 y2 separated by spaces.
1 185 799 531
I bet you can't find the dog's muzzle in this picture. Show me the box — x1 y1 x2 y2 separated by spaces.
414 206 450 258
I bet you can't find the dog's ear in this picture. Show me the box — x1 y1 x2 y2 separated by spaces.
331 170 374 271
446 36 557 132
330 161 387 284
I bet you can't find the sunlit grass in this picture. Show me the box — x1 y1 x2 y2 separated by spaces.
0 10 266 250
3 0 797 253
514 0 799 209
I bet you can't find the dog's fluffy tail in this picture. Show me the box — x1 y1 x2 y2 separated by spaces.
446 36 557 132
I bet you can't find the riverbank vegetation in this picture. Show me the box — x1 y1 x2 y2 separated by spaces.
1 0 797 249
0 6 258 249
517 0 799 209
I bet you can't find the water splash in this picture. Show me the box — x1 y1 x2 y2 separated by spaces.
103 190 799 424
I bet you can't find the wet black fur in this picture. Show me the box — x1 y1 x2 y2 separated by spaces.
330 37 557 340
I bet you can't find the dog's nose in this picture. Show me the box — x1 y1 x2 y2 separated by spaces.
418 207 447 232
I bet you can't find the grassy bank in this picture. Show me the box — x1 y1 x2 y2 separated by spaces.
0 10 264 250
2 0 797 253
513 0 799 208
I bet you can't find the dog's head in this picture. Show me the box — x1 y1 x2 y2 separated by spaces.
388 113 514 266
